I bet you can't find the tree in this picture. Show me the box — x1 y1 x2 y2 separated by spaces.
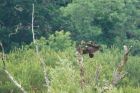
61 0 140 45
0 0 72 51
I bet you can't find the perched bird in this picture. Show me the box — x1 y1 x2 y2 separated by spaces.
77 41 100 58
85 43 100 58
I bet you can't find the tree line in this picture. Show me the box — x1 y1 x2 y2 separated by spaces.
0 0 140 52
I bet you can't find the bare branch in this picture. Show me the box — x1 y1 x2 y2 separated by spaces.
76 50 85 88
0 42 6 69
32 4 35 44
94 64 101 86
112 45 132 86
0 42 27 93
31 3 50 90
4 69 27 93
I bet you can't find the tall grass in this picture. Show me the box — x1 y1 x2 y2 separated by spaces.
0 46 140 93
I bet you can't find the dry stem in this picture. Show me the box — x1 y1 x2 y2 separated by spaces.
0 42 27 93
112 45 132 86
31 3 50 90
94 64 101 86
76 51 85 88
4 69 27 93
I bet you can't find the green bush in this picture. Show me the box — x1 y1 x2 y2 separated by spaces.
47 30 74 51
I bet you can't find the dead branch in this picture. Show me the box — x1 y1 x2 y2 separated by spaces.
40 57 50 87
76 50 85 88
94 64 101 86
32 4 35 44
31 3 50 90
4 69 27 93
0 42 27 93
112 45 132 86
101 45 132 92
101 81 113 93
0 42 6 69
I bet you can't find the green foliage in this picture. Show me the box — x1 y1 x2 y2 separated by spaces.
0 44 140 93
0 0 140 50
0 0 140 92
61 0 140 45
49 60 80 93
126 56 140 86
61 0 102 40
47 30 74 51
125 39 140 56
0 0 72 51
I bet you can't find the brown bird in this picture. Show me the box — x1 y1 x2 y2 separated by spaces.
77 41 100 58
86 44 100 58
